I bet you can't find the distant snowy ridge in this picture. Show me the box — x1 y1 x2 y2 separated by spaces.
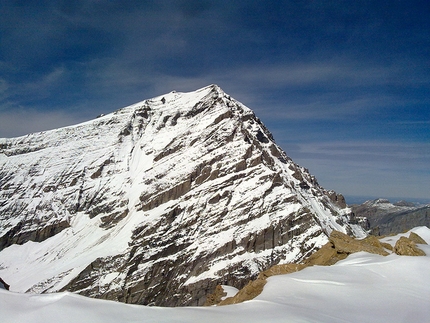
0 85 365 306
352 198 430 235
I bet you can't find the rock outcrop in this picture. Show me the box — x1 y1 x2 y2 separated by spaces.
204 285 227 306
394 236 426 256
408 232 428 245
329 231 389 256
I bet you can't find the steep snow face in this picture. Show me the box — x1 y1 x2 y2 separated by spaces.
0 85 366 306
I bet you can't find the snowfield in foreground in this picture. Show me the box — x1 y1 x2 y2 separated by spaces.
1 227 429 323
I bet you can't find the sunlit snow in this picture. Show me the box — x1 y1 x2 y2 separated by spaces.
1 227 429 323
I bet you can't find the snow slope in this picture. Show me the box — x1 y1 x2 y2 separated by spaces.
1 226 429 323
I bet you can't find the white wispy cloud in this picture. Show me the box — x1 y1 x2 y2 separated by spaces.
280 140 430 199
0 108 87 138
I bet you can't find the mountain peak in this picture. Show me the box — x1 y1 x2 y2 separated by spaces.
0 86 365 306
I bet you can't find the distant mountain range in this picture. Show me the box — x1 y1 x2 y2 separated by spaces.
345 195 429 205
0 85 365 306
350 198 430 235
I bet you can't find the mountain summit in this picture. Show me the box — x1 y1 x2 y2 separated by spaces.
0 85 366 306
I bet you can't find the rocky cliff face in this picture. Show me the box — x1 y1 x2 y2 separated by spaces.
0 85 365 306
351 199 430 235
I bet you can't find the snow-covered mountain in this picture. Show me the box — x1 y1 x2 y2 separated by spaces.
0 85 365 306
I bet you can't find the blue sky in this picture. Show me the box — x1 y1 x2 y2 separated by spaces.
0 0 429 202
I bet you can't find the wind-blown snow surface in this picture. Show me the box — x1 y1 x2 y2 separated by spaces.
0 85 365 306
1 227 429 323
